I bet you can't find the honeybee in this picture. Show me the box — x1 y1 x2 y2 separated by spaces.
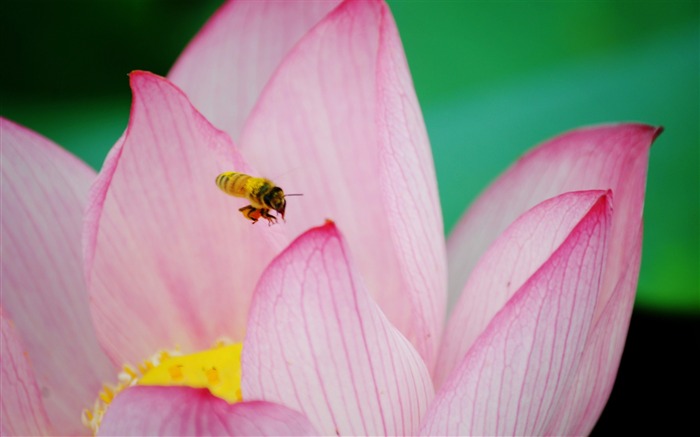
215 172 300 224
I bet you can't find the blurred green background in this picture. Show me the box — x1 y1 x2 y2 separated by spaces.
2 0 698 313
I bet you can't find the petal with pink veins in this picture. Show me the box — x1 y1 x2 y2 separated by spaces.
98 386 318 436
242 221 434 436
1 118 114 435
84 72 285 367
0 311 53 436
169 0 341 141
443 124 658 397
545 228 642 435
435 190 609 386
239 0 446 371
447 124 659 316
421 192 612 436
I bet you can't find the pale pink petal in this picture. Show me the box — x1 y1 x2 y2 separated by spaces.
1 118 114 435
239 0 446 370
447 124 658 319
421 193 612 435
1 311 53 436
545 228 642 435
242 221 434 435
98 386 317 436
435 190 609 386
169 0 340 140
84 72 286 367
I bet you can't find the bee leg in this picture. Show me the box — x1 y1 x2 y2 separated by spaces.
260 209 277 226
238 205 260 224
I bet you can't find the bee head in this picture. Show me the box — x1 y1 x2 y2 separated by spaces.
265 186 286 218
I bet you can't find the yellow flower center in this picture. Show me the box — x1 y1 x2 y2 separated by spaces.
82 342 242 434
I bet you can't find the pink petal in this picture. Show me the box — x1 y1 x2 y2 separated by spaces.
444 125 658 395
545 229 642 435
98 386 317 436
168 0 340 141
0 311 53 436
84 72 285 367
435 190 609 386
421 193 612 435
241 221 434 436
1 118 114 434
239 0 446 370
448 124 658 316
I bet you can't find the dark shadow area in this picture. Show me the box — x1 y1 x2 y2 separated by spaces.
592 308 699 434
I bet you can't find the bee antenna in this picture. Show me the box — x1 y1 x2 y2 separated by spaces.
285 193 304 197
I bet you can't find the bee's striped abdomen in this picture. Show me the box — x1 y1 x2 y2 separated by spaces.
215 172 251 198
215 171 289 224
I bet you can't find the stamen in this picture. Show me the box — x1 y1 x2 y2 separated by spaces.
205 367 220 385
82 342 242 435
169 364 184 381
98 385 115 404
117 364 139 386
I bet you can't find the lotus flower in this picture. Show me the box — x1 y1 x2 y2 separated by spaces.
1 0 659 435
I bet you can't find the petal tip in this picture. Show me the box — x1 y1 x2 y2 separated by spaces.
596 189 613 216
603 188 613 207
323 217 336 228
622 122 664 144
623 122 664 145
128 70 168 91
651 125 664 141
302 219 340 239
317 218 341 238
284 220 341 252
